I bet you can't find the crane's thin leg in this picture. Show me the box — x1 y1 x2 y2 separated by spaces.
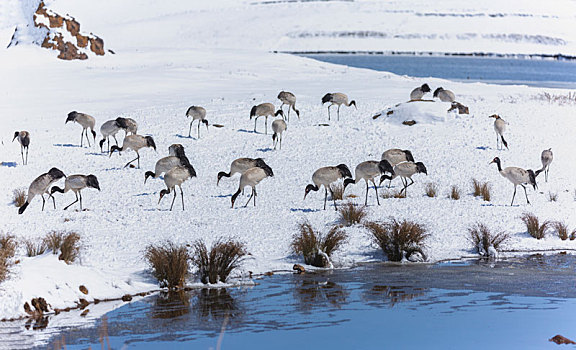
25 146 28 165
365 181 369 205
324 187 328 210
388 177 393 188
41 195 46 211
20 146 25 165
64 192 79 210
522 184 530 204
400 177 407 195
86 129 91 147
329 188 337 211
337 105 341 121
49 193 56 209
511 185 517 206
198 121 201 138
79 191 83 210
189 121 193 138
372 180 380 205
113 135 119 147
244 188 254 207
253 188 257 206
180 186 185 210
170 189 176 211
80 130 84 147
545 166 549 182
287 107 290 122
254 117 258 133
265 116 268 135
327 105 331 121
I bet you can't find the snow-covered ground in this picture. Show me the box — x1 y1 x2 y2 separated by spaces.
1 0 576 335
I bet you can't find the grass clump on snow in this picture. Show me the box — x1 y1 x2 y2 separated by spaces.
43 231 81 263
424 183 438 198
550 221 572 241
23 239 48 257
467 223 509 256
190 238 247 284
547 192 558 202
449 185 461 200
520 212 550 240
12 188 26 208
291 221 347 268
381 189 406 199
145 241 190 289
0 234 17 283
472 179 482 197
337 202 367 226
364 219 428 262
330 183 345 201
472 179 491 201
44 231 64 254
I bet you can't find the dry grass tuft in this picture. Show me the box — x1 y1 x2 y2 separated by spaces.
145 241 190 289
59 232 81 264
12 188 26 208
381 189 406 199
534 92 576 105
0 234 17 283
44 231 64 254
480 183 491 201
330 183 345 201
338 202 367 226
425 183 438 198
291 221 347 267
190 238 247 284
449 185 461 200
467 223 510 256
547 192 558 202
551 221 569 241
364 219 429 262
23 239 48 257
571 230 576 241
472 179 482 197
521 212 550 240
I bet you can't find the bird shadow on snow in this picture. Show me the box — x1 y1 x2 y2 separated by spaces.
53 143 81 148
0 162 17 167
213 194 232 198
237 129 259 134
175 134 197 140
85 152 108 157
134 192 154 197
290 208 321 213
257 148 273 152
476 146 491 151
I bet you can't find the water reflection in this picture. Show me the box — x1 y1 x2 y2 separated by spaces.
363 285 427 308
292 276 349 312
193 288 240 321
150 291 191 319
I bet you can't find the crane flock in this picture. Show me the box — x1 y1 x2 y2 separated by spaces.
11 85 554 214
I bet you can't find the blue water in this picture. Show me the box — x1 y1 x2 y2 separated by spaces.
303 54 576 88
22 254 576 349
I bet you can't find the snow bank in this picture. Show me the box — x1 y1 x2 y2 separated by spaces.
378 101 455 125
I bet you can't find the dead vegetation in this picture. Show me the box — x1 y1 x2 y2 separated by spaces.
425 183 438 198
364 219 428 262
521 212 550 239
467 223 510 256
329 183 345 201
190 238 247 284
291 221 347 268
337 202 367 226
472 179 491 201
145 241 190 289
12 188 26 207
449 185 461 200
23 239 48 257
550 221 571 241
547 191 558 202
534 91 576 105
381 189 406 199
0 234 17 283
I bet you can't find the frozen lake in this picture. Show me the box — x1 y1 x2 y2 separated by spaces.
9 254 576 349
303 54 576 88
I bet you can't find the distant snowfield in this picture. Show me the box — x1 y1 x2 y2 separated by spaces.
1 0 576 337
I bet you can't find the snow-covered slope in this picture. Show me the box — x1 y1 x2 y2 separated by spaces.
1 0 575 336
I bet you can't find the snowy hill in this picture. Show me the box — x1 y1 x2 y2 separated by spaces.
1 0 576 341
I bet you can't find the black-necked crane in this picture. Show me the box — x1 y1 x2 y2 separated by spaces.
66 111 96 147
110 134 156 168
322 93 356 121
277 91 300 121
158 162 197 211
250 103 283 134
51 174 100 211
410 84 431 101
381 161 428 196
379 148 415 186
217 158 271 186
186 106 208 138
99 118 129 153
343 160 394 205
231 164 274 208
489 114 508 150
123 118 138 135
304 164 352 210
272 119 287 150
145 144 190 183
18 167 66 214
536 148 553 182
12 131 30 165
433 87 456 102
490 157 537 206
